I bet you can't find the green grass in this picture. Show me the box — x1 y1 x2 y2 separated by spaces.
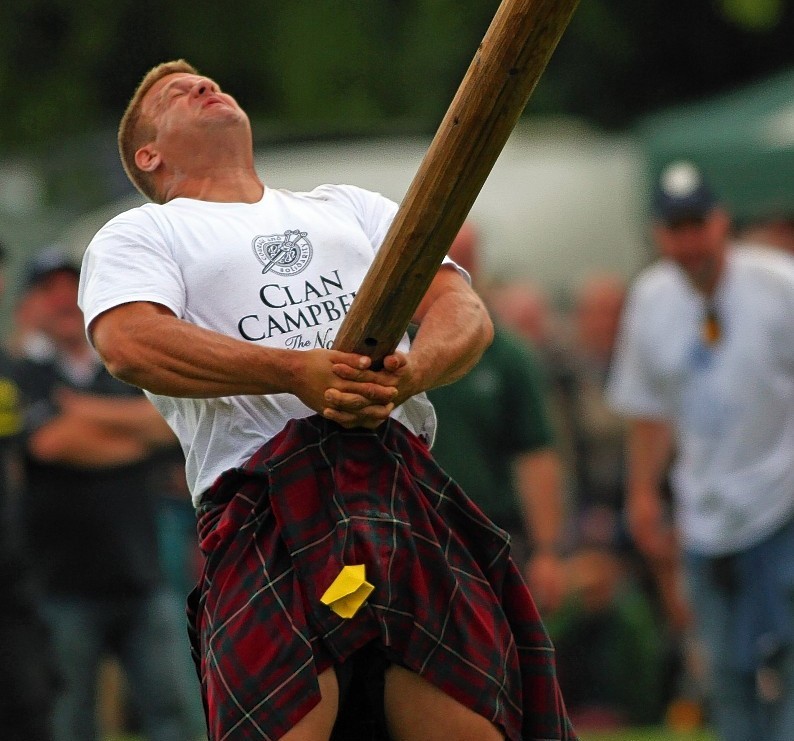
580 729 715 741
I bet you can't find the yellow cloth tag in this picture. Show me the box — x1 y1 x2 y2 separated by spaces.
320 564 374 619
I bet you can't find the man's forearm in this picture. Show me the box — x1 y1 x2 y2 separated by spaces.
57 392 176 446
626 417 676 558
515 448 566 552
29 417 150 468
408 269 493 393
91 301 400 429
92 302 303 398
627 418 674 496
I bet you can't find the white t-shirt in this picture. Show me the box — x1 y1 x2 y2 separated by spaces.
607 246 794 555
79 184 450 505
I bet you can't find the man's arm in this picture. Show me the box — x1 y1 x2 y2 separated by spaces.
626 416 692 630
514 447 567 612
408 265 495 390
90 301 399 428
26 388 176 468
90 265 490 428
515 448 566 552
55 389 176 447
28 415 151 468
324 266 493 425
625 417 675 559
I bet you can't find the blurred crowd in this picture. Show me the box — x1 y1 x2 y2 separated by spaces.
431 222 679 733
1 158 793 740
0 245 206 741
430 160 794 740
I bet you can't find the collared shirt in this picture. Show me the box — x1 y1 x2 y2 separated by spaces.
608 246 794 555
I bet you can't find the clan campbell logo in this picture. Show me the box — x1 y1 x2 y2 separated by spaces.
252 230 313 276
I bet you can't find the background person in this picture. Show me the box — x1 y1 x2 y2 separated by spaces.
427 221 568 613
555 272 628 538
607 160 794 741
0 238 59 741
13 246 201 741
488 277 562 371
541 271 669 730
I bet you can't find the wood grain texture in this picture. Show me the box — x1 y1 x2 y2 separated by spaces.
333 0 579 367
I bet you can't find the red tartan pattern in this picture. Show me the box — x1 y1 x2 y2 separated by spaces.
187 415 577 740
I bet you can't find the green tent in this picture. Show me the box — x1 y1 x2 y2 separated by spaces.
636 66 794 225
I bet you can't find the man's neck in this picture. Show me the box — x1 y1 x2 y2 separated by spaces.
697 249 728 299
161 165 264 204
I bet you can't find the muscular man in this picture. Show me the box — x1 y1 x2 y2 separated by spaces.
79 60 576 741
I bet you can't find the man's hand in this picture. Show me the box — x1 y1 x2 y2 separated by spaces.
324 349 429 428
291 349 402 429
626 483 676 562
524 550 567 614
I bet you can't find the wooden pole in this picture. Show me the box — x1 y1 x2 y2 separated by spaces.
334 0 579 367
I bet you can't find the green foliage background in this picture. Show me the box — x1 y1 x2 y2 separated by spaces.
0 0 790 225
1 0 792 154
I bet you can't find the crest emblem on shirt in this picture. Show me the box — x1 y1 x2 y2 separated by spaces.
252 230 313 276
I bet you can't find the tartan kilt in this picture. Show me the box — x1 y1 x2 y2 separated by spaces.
187 415 576 741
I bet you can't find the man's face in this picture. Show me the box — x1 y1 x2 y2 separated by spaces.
29 270 83 346
139 72 249 161
653 209 730 293
575 280 625 362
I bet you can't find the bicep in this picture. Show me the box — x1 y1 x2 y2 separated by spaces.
627 417 675 478
89 301 176 359
411 265 474 324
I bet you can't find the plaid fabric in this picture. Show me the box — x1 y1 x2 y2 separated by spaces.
187 415 577 741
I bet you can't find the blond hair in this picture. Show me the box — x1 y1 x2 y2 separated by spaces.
118 59 198 203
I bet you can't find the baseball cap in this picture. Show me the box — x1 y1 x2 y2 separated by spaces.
652 161 717 224
23 245 80 290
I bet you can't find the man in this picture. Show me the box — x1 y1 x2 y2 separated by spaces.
607 160 794 741
0 239 59 741
539 272 670 728
427 221 568 613
560 273 628 527
79 60 576 740
14 247 200 741
488 279 557 359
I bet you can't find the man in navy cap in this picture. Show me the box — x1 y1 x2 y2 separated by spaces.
607 161 794 741
652 160 717 223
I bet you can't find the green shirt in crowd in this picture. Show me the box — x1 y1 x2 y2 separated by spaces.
428 325 555 526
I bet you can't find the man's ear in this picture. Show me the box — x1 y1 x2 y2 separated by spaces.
135 144 161 173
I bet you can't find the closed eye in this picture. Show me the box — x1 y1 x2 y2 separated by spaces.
159 81 192 108
169 82 192 99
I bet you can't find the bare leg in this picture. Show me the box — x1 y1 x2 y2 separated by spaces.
383 665 504 740
279 667 339 741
